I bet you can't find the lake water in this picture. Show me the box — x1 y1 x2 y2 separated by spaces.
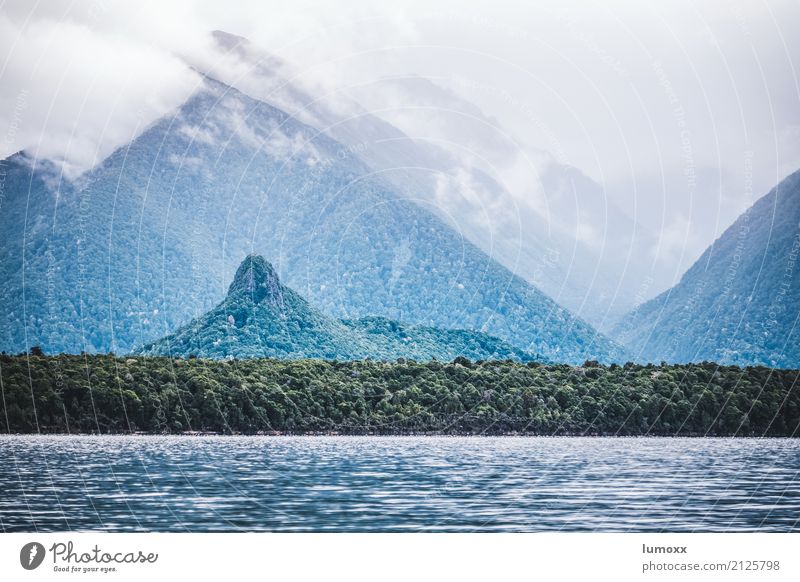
1 436 798 532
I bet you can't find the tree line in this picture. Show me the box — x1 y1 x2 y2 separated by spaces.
0 353 798 436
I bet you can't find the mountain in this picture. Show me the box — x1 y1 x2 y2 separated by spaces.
201 32 668 330
612 170 800 367
138 255 539 361
339 73 671 329
0 57 623 364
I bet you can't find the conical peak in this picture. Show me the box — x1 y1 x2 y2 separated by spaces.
228 255 282 303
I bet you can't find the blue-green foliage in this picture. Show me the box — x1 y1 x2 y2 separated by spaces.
0 79 620 363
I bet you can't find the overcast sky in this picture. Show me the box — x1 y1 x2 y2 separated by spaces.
2 0 799 274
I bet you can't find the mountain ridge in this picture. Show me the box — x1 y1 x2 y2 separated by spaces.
200 31 667 330
612 169 800 367
0 74 623 363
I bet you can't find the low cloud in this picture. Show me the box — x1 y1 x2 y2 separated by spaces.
1 0 797 284
0 11 201 177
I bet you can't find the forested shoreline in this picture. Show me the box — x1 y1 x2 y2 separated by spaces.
0 354 798 436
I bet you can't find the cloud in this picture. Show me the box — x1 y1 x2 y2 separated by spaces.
650 213 704 276
1 0 798 264
0 9 201 176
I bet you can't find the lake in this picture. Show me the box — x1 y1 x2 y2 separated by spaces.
0 436 798 532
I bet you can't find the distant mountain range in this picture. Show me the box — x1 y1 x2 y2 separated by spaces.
613 169 800 367
1 29 797 368
139 254 540 361
0 58 621 363
337 71 669 330
203 31 671 330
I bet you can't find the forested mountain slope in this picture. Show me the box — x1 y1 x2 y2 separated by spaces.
0 78 621 363
139 255 539 362
613 170 800 367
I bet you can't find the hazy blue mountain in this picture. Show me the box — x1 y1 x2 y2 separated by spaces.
612 170 800 367
139 255 540 361
0 76 621 363
332 72 672 329
340 316 538 362
203 32 666 330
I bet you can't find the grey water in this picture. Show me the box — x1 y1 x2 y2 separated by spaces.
0 436 798 532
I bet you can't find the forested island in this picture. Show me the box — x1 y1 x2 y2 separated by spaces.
1 353 798 436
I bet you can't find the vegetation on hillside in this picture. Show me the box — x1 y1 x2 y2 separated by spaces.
138 255 540 362
613 169 800 368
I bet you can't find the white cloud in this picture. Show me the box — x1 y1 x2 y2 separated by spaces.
0 0 797 275
178 123 217 146
0 10 201 176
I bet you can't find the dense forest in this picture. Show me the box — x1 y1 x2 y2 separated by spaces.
1 353 797 436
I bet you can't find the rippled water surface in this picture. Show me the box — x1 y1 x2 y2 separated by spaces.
1 436 798 532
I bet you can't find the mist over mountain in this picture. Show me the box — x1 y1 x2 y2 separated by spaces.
5 29 797 368
199 32 670 330
612 170 800 368
0 69 621 363
139 254 540 361
341 73 672 329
